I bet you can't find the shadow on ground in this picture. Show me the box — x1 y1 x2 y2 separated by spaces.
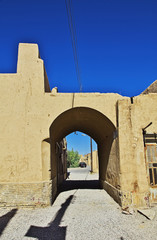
25 195 73 240
58 179 101 193
0 209 17 236
25 174 101 239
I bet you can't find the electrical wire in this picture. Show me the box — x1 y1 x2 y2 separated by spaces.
65 0 83 92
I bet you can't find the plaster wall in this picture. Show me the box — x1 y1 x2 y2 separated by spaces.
0 43 156 208
118 95 157 207
0 44 122 206
105 138 120 188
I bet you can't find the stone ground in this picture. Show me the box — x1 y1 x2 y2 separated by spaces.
0 167 157 240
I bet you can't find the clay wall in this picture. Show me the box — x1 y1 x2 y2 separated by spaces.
0 43 156 208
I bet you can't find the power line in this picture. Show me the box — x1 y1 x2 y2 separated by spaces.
65 0 82 92
65 0 83 92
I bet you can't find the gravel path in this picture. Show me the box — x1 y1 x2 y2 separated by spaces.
0 167 157 240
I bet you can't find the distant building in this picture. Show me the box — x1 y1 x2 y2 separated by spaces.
84 151 99 173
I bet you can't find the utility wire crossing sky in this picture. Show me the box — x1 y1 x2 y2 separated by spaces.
65 0 83 92
0 0 156 155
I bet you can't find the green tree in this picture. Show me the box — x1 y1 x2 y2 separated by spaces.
67 149 80 168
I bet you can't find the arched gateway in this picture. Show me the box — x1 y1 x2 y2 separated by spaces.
49 107 118 201
0 43 157 209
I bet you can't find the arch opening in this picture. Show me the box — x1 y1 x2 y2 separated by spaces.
56 131 100 194
47 107 120 204
66 131 98 171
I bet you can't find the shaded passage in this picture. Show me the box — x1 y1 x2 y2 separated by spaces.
25 195 73 240
58 179 101 193
0 209 17 236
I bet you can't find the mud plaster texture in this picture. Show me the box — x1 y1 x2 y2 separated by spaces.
0 43 157 208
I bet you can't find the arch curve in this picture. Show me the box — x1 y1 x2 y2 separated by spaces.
50 107 116 144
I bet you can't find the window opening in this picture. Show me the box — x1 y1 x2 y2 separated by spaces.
145 143 157 186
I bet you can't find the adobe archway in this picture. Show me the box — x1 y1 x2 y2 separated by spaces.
0 43 156 209
49 107 120 204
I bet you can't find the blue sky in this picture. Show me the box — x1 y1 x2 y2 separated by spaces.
66 132 97 156
0 0 156 155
